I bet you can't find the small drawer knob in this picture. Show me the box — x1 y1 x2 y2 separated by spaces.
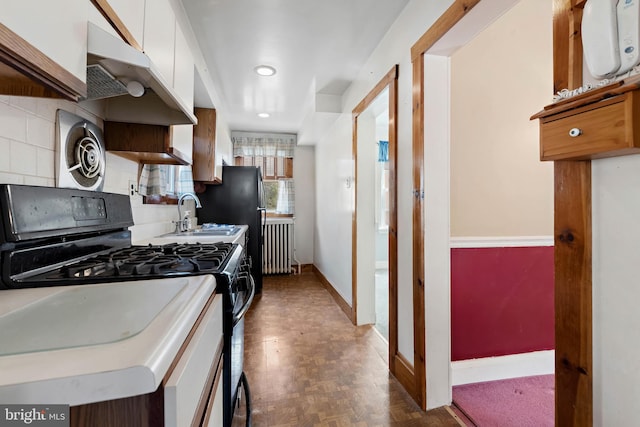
569 128 582 138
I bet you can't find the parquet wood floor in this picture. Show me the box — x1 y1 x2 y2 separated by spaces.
234 271 465 427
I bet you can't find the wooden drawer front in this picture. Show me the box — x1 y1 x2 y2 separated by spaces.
540 93 640 160
164 294 223 427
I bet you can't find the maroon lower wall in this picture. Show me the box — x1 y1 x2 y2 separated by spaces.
451 245 554 361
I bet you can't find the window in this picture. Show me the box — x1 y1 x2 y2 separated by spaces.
232 131 296 216
235 157 295 215
139 164 195 205
263 181 279 211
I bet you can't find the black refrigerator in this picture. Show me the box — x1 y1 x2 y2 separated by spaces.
197 166 265 293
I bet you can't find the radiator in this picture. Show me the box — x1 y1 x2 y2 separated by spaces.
263 218 295 274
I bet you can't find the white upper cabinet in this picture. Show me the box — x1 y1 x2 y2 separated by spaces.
88 2 121 39
104 0 145 49
1 0 87 83
173 22 195 112
171 124 194 165
143 0 176 88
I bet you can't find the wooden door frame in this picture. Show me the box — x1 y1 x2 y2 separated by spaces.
551 1 592 425
410 0 593 420
410 0 481 409
351 65 399 370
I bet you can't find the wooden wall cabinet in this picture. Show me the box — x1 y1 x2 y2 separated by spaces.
533 77 640 161
104 121 191 165
192 108 221 183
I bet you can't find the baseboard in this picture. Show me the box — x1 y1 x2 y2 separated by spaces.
298 264 314 273
312 265 353 323
393 352 417 402
451 350 555 386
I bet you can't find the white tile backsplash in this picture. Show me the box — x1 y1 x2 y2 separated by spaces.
36 98 67 120
103 153 135 195
0 96 180 240
27 115 55 149
0 137 10 172
75 101 105 127
10 140 37 175
0 172 23 184
0 102 27 143
9 96 38 115
36 147 55 179
23 175 49 186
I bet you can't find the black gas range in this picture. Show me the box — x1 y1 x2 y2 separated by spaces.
0 184 252 427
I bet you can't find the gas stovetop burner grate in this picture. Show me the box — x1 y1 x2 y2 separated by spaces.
46 242 239 282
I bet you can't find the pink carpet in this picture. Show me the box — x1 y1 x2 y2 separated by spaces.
452 375 554 427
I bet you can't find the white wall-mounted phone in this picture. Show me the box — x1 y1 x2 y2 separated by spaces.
583 0 640 79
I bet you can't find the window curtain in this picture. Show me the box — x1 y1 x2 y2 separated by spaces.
138 164 194 196
138 164 166 196
378 140 389 162
175 165 195 194
232 133 296 158
276 179 295 214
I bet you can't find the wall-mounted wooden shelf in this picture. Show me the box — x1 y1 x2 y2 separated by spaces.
104 121 190 165
531 74 640 161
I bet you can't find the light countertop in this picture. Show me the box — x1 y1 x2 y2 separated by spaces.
0 275 215 406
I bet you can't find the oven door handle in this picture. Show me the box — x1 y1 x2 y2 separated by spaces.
233 274 255 326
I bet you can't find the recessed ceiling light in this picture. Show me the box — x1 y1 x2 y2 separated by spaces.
254 65 276 76
258 113 270 118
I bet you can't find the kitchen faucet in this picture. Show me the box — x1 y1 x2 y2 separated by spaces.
176 193 202 232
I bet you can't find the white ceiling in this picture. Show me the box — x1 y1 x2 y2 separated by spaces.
182 0 409 141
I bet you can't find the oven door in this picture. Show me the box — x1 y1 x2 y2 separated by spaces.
233 273 255 327
226 272 255 427
231 273 254 389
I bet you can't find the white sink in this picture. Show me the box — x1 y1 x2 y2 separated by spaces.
161 225 241 238
0 281 186 356
140 224 248 246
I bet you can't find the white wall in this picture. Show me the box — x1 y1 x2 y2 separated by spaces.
293 146 315 265
592 155 640 425
356 110 377 324
314 114 354 304
314 0 455 366
449 0 553 237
